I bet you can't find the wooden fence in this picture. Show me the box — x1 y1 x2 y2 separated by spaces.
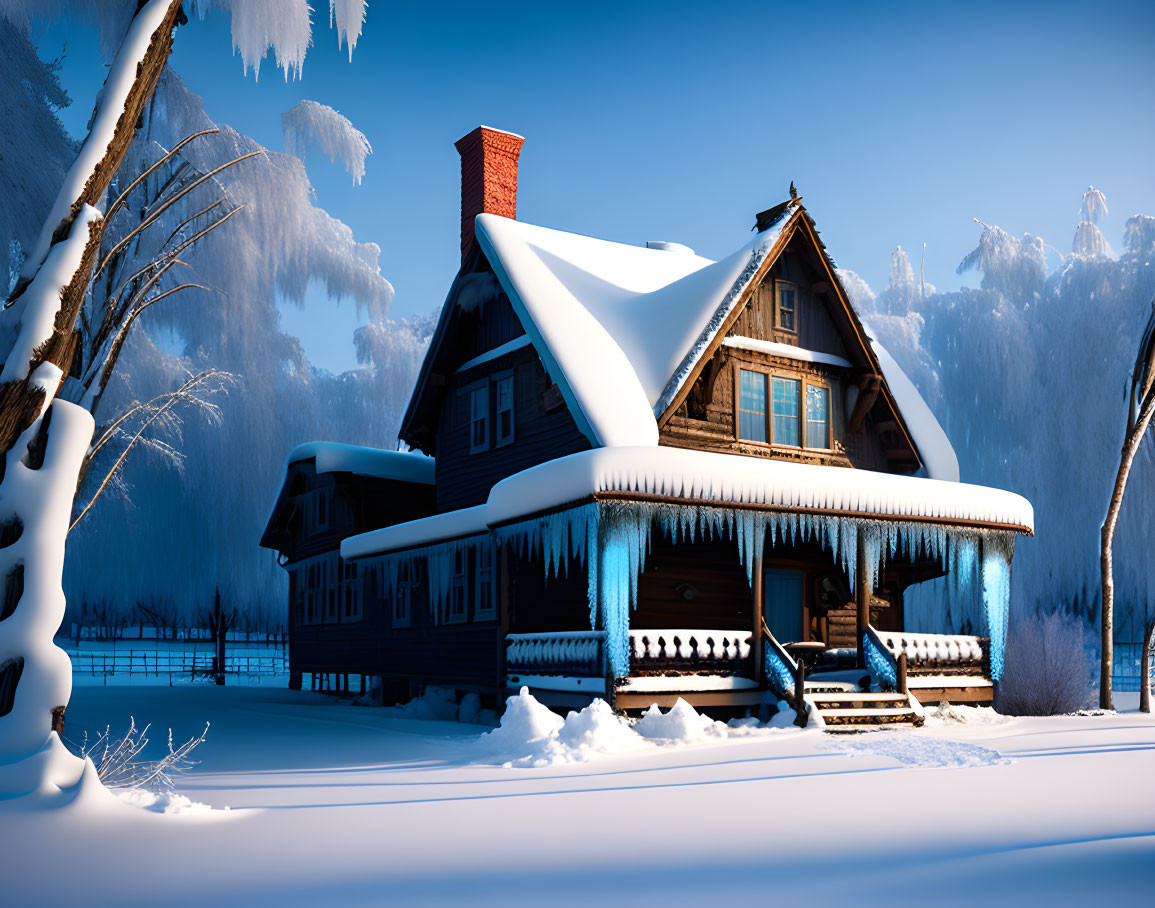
66 648 287 678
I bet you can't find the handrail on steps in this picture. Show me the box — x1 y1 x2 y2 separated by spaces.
761 619 809 727
864 624 907 694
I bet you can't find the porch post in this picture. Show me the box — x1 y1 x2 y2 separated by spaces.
752 551 764 684
856 530 870 669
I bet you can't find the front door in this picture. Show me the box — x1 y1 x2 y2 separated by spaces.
764 568 804 644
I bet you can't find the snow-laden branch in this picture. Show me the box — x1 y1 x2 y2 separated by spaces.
72 368 236 532
330 0 367 61
282 99 372 184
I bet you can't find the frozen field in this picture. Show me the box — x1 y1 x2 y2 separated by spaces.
3 684 1154 906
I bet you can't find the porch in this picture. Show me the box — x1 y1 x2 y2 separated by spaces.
503 622 995 723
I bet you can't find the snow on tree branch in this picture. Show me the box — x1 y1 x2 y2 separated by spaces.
330 0 367 61
282 99 372 184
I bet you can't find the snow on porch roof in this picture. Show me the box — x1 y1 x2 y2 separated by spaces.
288 442 434 484
342 446 1032 560
486 447 1032 532
474 204 797 448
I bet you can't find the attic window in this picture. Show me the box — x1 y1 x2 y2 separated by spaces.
776 282 797 334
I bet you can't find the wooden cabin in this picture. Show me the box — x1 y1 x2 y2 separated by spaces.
260 443 435 693
262 127 1034 728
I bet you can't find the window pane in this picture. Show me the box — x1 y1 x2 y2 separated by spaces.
738 369 768 442
778 286 796 332
495 376 514 446
806 385 830 449
470 386 488 452
771 377 800 446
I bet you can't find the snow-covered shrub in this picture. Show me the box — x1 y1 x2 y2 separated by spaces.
996 612 1093 715
75 717 209 794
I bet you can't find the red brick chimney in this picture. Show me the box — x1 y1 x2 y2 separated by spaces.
455 126 525 265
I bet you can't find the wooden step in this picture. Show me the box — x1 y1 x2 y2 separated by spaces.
806 692 926 729
808 691 908 702
819 707 919 718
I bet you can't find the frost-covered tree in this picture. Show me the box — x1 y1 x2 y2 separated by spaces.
61 66 426 630
0 0 189 805
0 0 388 803
861 189 1155 674
1073 186 1112 259
0 18 76 293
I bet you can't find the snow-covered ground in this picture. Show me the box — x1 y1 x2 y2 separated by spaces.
4 684 1153 906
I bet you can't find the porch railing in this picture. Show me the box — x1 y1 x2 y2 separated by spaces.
864 625 900 692
629 629 751 674
871 628 988 676
505 631 607 677
762 620 808 726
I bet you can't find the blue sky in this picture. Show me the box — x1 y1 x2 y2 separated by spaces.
34 0 1155 372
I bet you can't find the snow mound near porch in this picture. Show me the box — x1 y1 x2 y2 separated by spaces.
473 689 802 768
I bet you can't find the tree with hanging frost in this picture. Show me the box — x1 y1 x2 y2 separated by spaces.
0 0 375 802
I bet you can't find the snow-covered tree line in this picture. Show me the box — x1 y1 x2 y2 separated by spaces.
845 190 1155 642
1 3 433 636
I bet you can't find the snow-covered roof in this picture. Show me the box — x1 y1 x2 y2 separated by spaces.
342 505 488 559
474 205 797 447
473 205 959 482
288 442 434 484
342 447 1032 559
486 447 1030 531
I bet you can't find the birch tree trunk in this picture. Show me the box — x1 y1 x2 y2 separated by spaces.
1140 617 1154 714
1100 390 1155 710
0 0 184 800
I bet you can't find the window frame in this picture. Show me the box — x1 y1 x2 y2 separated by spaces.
775 280 799 335
770 375 803 448
737 368 769 444
340 558 361 622
493 371 515 448
805 383 832 451
467 382 489 454
474 541 496 621
448 548 469 624
391 560 413 629
732 362 833 452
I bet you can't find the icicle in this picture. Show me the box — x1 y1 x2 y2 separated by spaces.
982 534 1014 680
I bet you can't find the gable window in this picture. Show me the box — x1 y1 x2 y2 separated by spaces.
806 385 831 450
776 282 797 333
494 375 515 447
469 385 489 453
475 542 495 620
771 377 801 446
738 369 768 442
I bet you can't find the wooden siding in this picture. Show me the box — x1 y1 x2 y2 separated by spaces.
633 539 752 630
733 247 849 358
435 344 589 512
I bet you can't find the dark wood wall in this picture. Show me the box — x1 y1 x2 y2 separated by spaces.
434 328 589 513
